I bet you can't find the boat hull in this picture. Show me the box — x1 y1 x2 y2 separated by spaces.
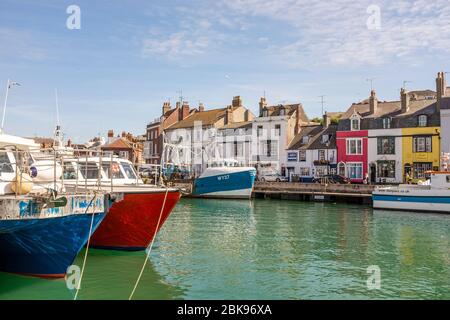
373 184 450 214
0 213 105 278
192 168 256 199
90 190 181 251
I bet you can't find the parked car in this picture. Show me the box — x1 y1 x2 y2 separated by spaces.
312 174 350 184
258 173 289 182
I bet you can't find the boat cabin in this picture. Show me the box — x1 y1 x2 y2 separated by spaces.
62 156 142 186
0 134 40 195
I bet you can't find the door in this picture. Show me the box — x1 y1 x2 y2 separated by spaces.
370 163 376 183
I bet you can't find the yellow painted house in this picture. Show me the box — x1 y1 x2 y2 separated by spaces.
402 126 441 181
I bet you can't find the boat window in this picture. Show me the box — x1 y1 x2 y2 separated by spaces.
63 162 77 180
79 162 100 179
102 162 125 179
0 151 14 173
121 162 137 179
15 152 33 169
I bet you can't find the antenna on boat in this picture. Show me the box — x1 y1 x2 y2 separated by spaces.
1 79 21 133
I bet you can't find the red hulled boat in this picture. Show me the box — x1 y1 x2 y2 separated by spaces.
63 157 181 251
90 187 180 250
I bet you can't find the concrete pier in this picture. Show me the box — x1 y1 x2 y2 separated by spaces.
253 182 374 204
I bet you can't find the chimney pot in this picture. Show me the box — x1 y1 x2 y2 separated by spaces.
232 96 242 108
162 101 171 116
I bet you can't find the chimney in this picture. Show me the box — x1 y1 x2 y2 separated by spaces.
121 131 126 138
244 109 249 122
107 129 114 143
67 139 72 147
369 90 378 115
436 71 446 112
232 96 242 108
323 112 330 128
180 101 190 120
401 88 410 113
198 102 205 112
295 104 302 134
225 105 233 124
162 102 171 116
259 97 267 116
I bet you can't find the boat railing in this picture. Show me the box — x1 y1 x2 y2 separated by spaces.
0 147 166 196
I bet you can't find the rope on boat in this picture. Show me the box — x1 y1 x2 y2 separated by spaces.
74 192 98 300
128 187 169 300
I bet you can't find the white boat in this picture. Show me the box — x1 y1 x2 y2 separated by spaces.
191 159 256 199
372 171 450 213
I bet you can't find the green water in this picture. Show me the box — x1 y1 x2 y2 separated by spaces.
0 198 449 299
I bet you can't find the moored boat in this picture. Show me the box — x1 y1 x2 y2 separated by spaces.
62 156 181 251
191 159 256 199
0 134 108 278
372 171 450 213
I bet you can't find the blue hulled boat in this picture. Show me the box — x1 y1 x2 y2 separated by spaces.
0 134 107 278
192 160 256 199
0 195 106 277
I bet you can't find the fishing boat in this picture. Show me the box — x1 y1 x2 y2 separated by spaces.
372 171 450 213
62 156 181 251
0 134 107 278
191 159 256 199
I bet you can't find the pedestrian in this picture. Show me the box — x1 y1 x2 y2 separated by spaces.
405 172 411 184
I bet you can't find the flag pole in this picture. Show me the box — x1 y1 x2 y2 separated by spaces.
1 78 10 133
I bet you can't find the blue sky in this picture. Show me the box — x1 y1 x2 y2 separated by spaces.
1 0 450 142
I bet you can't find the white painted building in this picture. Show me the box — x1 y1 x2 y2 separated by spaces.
251 98 308 176
217 122 253 166
368 128 403 183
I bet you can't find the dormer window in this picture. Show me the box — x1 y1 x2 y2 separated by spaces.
263 108 269 117
302 135 309 144
351 118 360 131
322 134 330 144
279 106 285 116
418 115 428 127
350 113 360 131
382 117 391 129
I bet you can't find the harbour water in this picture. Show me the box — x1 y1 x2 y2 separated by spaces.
0 198 449 299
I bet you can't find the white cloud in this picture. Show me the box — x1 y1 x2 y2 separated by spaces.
222 0 450 67
142 31 209 58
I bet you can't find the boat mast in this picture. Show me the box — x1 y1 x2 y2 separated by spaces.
53 88 63 148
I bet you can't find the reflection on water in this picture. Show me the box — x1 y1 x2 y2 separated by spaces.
0 249 185 300
0 199 449 299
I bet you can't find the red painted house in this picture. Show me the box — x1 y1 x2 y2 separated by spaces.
336 91 377 183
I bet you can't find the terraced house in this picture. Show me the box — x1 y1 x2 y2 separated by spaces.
286 113 339 181
252 97 309 175
337 76 441 183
